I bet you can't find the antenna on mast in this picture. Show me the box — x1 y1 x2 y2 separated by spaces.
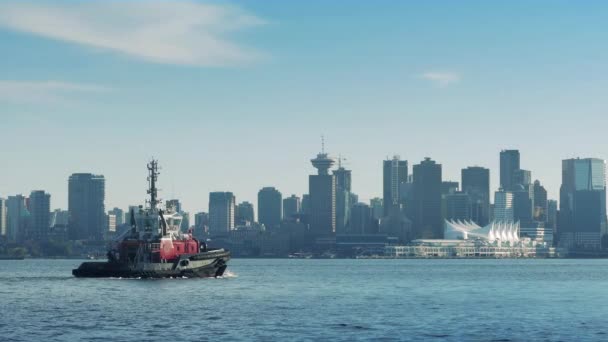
321 135 325 154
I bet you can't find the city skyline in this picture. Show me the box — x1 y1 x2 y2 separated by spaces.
1 1 608 213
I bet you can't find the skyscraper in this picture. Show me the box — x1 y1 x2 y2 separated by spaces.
194 212 209 238
533 180 548 222
369 198 383 221
309 149 336 235
493 190 514 222
6 195 28 243
258 187 282 230
166 199 182 213
411 158 443 239
28 190 51 241
209 192 235 234
462 166 490 226
283 195 301 221
383 156 408 217
350 202 373 234
236 201 255 225
68 173 105 241
444 192 472 221
558 158 607 250
0 198 6 237
109 207 125 226
500 150 520 191
333 163 352 233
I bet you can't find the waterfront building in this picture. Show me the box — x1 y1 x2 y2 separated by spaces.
28 190 51 241
301 194 310 217
0 198 6 237
547 199 558 233
236 201 255 226
513 185 533 226
49 209 69 241
6 195 29 243
500 150 520 191
209 192 235 235
258 187 282 230
309 149 336 236
68 173 105 241
558 158 607 250
283 195 301 221
383 156 408 217
410 158 443 239
441 181 459 195
461 166 490 226
445 220 520 244
493 190 514 222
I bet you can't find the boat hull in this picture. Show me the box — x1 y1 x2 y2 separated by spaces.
72 250 230 279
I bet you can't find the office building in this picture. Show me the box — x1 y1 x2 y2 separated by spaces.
370 198 383 221
558 158 607 250
410 158 443 239
462 166 490 226
533 180 548 222
258 187 282 230
209 192 235 234
444 192 472 221
0 198 6 237
494 190 514 222
236 201 255 225
383 156 408 217
500 150 520 191
283 195 301 221
350 202 373 234
68 173 106 241
6 195 29 243
334 164 352 233
28 190 51 241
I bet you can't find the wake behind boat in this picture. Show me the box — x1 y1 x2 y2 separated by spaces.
72 160 230 279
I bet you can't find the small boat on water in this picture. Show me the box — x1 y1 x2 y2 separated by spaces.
73 160 230 279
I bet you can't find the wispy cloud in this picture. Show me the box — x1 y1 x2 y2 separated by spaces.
0 1 265 67
420 72 461 87
0 80 110 104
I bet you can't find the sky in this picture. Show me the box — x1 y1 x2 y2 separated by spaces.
1 0 607 214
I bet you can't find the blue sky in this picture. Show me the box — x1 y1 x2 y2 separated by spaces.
1 0 607 213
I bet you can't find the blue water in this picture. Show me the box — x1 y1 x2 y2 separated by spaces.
2 259 608 341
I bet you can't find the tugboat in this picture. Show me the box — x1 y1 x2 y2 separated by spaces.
73 160 230 278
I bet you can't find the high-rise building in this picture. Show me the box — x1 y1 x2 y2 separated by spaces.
236 201 255 225
28 190 51 241
494 190 514 222
558 158 607 250
350 202 372 234
410 158 443 239
441 181 459 195
444 192 471 221
512 185 533 225
68 173 105 241
166 199 182 213
309 150 336 235
283 195 301 221
500 150 520 191
109 207 125 226
258 187 282 230
6 195 29 243
383 156 407 217
533 180 548 222
513 169 532 187
209 192 235 234
301 194 310 217
194 212 209 236
370 198 383 221
106 213 117 233
462 166 490 226
334 164 352 233
0 198 7 237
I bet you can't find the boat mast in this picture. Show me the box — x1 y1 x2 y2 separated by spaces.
147 160 160 210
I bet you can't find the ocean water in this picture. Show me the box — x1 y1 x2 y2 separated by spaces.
2 259 608 341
